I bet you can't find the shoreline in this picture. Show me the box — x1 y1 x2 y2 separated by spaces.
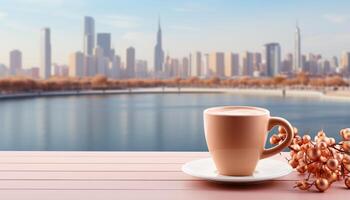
0 87 350 102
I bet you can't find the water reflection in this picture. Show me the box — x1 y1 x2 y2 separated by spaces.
0 93 349 151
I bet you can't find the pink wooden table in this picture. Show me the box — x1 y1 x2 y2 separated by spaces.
0 152 347 199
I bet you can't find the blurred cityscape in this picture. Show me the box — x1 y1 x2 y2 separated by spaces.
1 16 350 80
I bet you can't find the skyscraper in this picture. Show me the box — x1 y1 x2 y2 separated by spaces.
154 18 164 75
164 53 171 77
306 53 321 75
69 51 84 77
331 56 339 69
126 47 136 78
301 55 307 72
190 52 202 77
84 16 95 56
53 64 68 77
170 58 180 77
84 55 95 76
9 49 22 75
253 52 262 72
208 52 225 77
136 60 148 78
204 53 209 77
282 53 293 73
94 47 106 75
224 52 239 77
109 55 121 79
264 43 281 77
97 33 112 59
322 60 331 75
242 51 254 76
341 52 350 75
181 57 190 78
40 28 51 79
294 22 301 72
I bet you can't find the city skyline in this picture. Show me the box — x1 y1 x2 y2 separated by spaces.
1 0 350 68
1 14 350 79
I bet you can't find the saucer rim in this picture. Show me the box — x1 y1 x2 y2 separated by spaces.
182 157 293 183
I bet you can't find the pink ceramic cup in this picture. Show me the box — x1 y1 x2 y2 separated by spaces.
204 106 294 176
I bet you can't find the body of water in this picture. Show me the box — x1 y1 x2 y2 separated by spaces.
0 93 349 151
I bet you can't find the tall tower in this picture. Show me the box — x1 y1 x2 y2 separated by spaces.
69 51 84 77
97 33 112 59
208 52 225 77
40 28 51 79
9 49 22 75
126 47 136 78
224 52 239 77
154 17 164 75
84 16 95 56
264 43 281 77
294 21 301 72
190 52 202 77
242 51 254 76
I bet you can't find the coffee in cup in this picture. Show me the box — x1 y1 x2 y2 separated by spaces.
204 106 294 176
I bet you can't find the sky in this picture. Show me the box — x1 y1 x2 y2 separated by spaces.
1 0 350 69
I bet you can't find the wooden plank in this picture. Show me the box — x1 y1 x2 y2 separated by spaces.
0 183 348 200
0 163 182 172
0 171 196 180
0 180 292 190
0 156 203 164
0 152 287 163
0 171 297 181
0 151 210 157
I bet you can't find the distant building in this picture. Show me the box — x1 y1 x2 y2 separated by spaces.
341 52 350 75
181 57 190 78
281 53 293 73
97 33 112 59
204 53 209 77
294 23 301 72
84 16 95 56
0 64 9 77
331 56 339 69
94 47 107 75
208 52 225 77
164 53 171 78
136 60 148 78
84 55 95 76
301 54 307 72
263 43 281 77
190 52 202 77
53 64 68 77
306 53 321 75
253 52 262 72
40 27 51 79
126 47 136 78
109 55 121 79
242 51 254 76
69 51 84 77
170 58 180 77
154 18 164 75
30 67 40 79
322 60 332 75
224 52 239 77
9 49 22 75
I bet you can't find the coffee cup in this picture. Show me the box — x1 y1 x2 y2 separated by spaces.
204 106 294 176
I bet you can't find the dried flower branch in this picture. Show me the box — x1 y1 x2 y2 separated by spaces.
270 127 350 192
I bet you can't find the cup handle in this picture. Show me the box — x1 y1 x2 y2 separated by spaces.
260 117 294 159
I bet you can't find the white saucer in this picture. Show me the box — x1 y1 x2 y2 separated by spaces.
182 158 293 183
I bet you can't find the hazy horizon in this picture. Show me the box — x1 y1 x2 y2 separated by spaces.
1 0 350 68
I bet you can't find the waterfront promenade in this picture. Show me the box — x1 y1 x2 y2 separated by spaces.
1 87 350 102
